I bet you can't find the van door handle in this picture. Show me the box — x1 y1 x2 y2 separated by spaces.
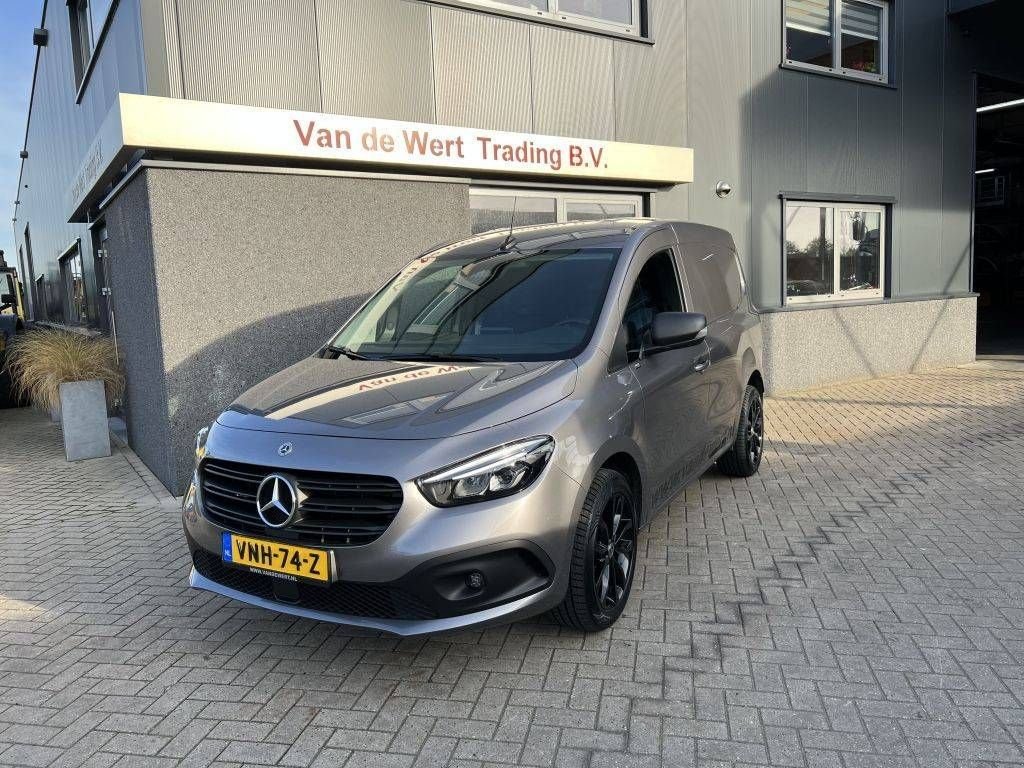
693 354 711 373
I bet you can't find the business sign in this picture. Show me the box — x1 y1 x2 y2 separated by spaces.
69 93 694 221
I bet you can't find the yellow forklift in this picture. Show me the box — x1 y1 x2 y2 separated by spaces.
0 250 27 408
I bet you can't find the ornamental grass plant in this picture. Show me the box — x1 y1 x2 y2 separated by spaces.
4 328 124 413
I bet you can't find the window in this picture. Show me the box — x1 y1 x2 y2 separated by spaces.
35 275 48 322
331 245 622 362
68 0 115 87
623 251 683 359
453 0 641 36
470 188 643 234
784 200 886 304
60 243 90 326
784 0 889 83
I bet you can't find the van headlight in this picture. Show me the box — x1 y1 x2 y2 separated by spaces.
194 425 210 467
416 437 555 507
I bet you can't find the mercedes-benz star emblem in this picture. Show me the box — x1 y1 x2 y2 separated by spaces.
278 442 293 456
255 474 299 528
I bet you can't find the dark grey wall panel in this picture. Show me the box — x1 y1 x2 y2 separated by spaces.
129 167 471 492
806 77 859 193
530 25 615 140
613 0 685 146
856 86 901 198
897 0 945 296
317 0 434 122
431 7 533 132
685 0 751 277
174 0 320 111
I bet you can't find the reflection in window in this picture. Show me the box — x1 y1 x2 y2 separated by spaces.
841 0 882 76
458 0 639 33
470 195 558 235
60 246 90 326
785 0 832 69
785 201 886 304
785 205 834 298
559 0 632 26
784 0 888 82
566 200 639 222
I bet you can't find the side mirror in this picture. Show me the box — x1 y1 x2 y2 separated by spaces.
652 312 707 348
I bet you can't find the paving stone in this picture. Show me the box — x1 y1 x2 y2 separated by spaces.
3 362 1024 766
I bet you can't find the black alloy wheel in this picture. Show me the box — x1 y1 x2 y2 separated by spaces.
553 468 637 631
717 384 765 478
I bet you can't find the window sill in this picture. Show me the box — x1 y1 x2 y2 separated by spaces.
780 61 897 89
758 292 979 314
420 0 653 44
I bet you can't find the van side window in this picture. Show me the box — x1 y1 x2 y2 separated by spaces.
622 250 683 359
680 245 744 320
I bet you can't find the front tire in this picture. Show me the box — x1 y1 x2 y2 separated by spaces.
552 468 637 632
717 384 765 477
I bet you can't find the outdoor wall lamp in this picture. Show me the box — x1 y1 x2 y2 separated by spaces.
716 181 733 199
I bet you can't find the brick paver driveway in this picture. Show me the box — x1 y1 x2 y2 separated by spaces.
3 362 1024 768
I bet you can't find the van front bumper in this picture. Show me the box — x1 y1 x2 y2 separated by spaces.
182 427 582 635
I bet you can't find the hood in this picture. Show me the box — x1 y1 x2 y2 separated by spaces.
217 356 578 439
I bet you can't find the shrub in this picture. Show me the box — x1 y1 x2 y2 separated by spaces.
4 329 125 412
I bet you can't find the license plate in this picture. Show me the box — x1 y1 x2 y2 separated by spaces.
221 532 330 582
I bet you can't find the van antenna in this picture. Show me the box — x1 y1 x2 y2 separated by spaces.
500 197 518 250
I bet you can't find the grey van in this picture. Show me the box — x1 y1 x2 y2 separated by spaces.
182 220 764 635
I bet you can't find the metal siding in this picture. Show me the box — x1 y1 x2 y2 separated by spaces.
174 0 320 111
431 7 533 132
317 0 434 122
685 0 751 285
806 77 859 193
530 24 615 140
898 0 945 296
614 0 685 146
160 0 185 97
15 0 147 325
856 86 901 198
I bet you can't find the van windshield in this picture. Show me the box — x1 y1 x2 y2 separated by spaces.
329 247 621 362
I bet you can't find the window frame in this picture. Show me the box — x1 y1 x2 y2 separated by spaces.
783 0 890 85
59 240 89 327
429 0 644 39
469 187 644 234
621 248 686 363
783 199 888 306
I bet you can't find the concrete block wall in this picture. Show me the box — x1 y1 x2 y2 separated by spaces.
104 166 471 494
760 296 977 394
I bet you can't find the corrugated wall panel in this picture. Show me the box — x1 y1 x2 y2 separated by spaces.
431 7 532 132
686 0 751 265
530 24 615 140
613 0 685 146
898 0 945 296
856 86 901 198
317 0 434 122
806 77 858 193
15 0 146 323
160 0 184 97
174 0 320 111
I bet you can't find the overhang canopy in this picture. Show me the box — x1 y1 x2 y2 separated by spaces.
69 94 694 222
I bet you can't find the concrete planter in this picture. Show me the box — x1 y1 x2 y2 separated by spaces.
58 380 111 461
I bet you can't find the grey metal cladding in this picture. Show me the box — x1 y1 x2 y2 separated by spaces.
806 77 858 193
897 0 945 295
685 0 751 266
530 24 615 140
431 7 533 132
317 0 434 122
856 86 900 198
160 0 185 98
613 0 685 146
175 0 320 111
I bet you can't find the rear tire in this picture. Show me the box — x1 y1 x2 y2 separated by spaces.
717 384 765 477
552 468 637 632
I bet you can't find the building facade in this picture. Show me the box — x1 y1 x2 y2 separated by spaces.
11 0 1023 493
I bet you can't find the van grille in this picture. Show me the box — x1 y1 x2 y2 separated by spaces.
198 458 403 547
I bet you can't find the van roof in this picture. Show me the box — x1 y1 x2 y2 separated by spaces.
427 218 735 260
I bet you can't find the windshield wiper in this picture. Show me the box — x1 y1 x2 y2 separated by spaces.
329 345 377 361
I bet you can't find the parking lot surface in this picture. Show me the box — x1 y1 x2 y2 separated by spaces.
2 361 1024 768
